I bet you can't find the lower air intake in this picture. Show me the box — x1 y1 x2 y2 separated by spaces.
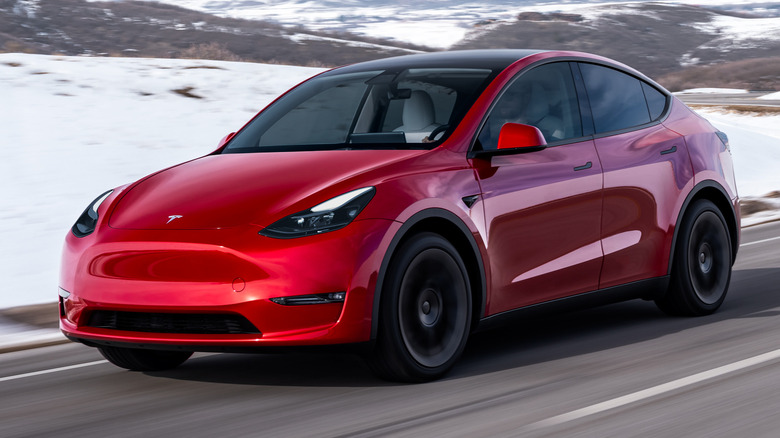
86 311 261 334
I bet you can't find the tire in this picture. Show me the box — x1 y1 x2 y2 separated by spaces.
98 346 192 371
368 232 472 382
656 199 732 316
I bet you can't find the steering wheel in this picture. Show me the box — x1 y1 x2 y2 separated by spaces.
427 125 450 142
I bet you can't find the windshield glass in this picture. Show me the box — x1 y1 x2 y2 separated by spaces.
222 68 494 153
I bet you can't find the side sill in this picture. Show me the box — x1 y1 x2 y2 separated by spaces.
474 276 669 333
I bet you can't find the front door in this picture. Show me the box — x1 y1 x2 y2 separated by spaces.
472 62 604 315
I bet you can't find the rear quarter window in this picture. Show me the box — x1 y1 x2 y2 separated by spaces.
642 82 667 121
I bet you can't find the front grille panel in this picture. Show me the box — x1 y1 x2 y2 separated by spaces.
86 311 261 334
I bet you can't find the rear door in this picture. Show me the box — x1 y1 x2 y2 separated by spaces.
577 62 693 288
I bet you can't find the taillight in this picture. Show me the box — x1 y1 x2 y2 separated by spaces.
715 131 730 152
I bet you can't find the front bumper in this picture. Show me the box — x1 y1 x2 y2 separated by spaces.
59 219 399 349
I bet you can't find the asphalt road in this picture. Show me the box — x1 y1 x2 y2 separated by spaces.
2 221 780 437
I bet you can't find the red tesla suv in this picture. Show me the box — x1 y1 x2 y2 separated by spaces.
60 50 739 382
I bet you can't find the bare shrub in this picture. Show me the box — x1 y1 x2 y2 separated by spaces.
171 87 203 99
741 199 774 216
1 40 37 54
180 42 242 62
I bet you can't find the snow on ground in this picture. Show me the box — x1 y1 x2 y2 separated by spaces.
759 91 780 100
697 108 780 199
691 13 780 50
1 53 778 309
0 53 323 308
676 88 750 94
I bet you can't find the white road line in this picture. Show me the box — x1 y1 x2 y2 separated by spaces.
0 360 108 383
518 348 780 433
741 235 780 247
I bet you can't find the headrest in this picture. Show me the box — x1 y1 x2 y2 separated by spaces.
522 83 550 124
402 90 435 130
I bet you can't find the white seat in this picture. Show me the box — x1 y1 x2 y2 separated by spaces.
521 83 564 141
394 90 440 143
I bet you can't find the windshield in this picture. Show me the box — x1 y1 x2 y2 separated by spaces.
222 67 494 153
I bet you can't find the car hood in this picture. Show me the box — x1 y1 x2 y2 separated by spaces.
108 150 424 230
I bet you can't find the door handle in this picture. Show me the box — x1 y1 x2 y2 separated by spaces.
574 161 592 171
661 145 677 155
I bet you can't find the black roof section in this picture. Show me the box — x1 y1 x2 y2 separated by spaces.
327 49 547 75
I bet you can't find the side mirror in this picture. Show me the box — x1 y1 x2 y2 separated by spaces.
468 123 548 159
497 123 547 151
217 132 236 148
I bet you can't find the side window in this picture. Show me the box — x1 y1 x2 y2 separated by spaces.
477 62 582 150
579 63 652 133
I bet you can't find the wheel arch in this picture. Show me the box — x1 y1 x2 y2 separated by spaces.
371 208 487 339
668 180 739 275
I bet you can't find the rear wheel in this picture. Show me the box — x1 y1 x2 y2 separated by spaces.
656 200 732 316
98 346 192 371
368 233 472 382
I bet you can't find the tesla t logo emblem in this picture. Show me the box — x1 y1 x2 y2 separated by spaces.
167 215 183 224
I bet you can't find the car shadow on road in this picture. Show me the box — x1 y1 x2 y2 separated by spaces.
148 267 780 387
147 350 383 387
454 267 780 378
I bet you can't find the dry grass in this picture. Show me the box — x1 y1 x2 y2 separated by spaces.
659 58 780 92
0 303 58 328
1 40 37 54
180 42 242 62
741 199 775 216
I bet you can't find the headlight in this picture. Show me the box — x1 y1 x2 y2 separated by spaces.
259 187 375 239
71 190 113 237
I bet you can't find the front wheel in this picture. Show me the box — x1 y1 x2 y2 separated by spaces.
368 233 472 382
98 346 192 371
656 200 733 316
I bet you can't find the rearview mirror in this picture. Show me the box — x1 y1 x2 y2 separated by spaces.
497 123 547 151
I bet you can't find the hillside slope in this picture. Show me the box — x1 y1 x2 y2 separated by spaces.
454 3 780 80
0 0 425 66
151 0 780 48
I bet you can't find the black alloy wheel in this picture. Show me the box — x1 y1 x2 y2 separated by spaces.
368 232 472 382
657 199 732 316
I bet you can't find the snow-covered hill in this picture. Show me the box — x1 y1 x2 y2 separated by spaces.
141 0 780 48
8 1 780 82
2 0 424 68
1 53 778 308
